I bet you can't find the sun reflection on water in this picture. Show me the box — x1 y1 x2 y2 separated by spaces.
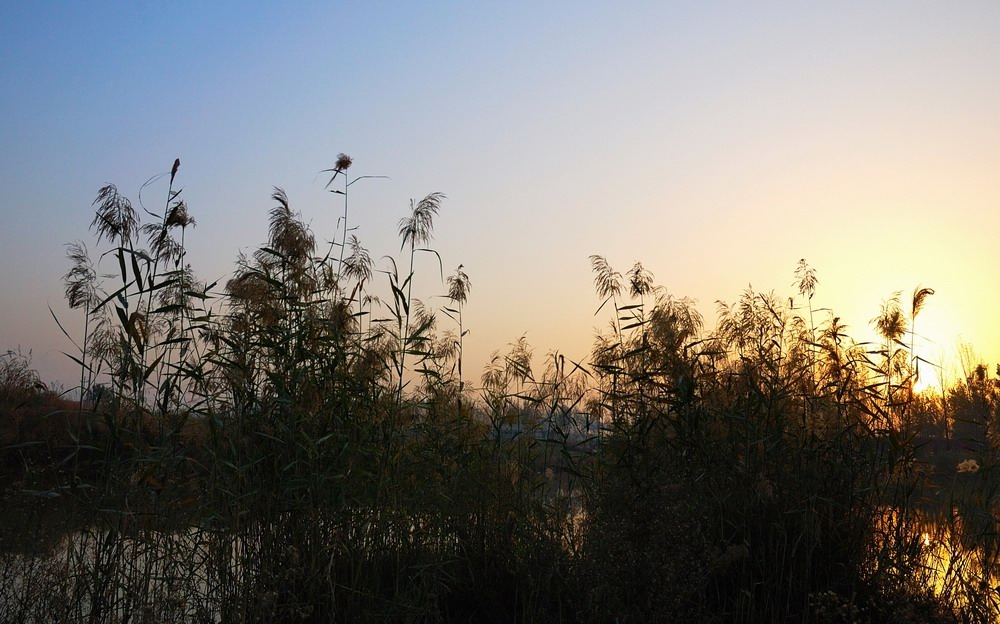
880 507 1000 621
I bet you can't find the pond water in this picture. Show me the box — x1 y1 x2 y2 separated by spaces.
874 505 1000 620
4 504 1000 622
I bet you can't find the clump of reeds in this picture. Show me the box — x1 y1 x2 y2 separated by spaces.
7 161 1000 623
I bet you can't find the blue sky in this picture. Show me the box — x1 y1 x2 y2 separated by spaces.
3 2 1000 390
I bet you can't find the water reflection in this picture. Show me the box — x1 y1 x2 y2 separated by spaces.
8 503 1000 621
877 506 1000 620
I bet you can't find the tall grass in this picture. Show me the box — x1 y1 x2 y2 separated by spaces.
2 161 1000 623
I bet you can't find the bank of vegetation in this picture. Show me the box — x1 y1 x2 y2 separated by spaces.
2 158 999 623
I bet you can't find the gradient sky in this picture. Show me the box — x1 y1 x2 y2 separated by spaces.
2 2 999 392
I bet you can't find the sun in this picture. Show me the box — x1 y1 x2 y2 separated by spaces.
911 370 939 396
908 302 954 393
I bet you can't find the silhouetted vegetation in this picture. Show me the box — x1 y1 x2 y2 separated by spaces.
2 160 1000 623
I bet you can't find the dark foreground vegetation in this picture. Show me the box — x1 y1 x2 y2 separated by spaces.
3 158 1000 623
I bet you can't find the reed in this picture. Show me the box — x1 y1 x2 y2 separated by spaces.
3 163 1000 623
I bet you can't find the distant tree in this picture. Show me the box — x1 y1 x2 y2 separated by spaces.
948 363 998 452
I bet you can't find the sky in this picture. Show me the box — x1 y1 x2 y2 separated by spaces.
2 2 999 393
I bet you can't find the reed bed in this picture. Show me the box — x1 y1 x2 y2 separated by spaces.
2 161 999 623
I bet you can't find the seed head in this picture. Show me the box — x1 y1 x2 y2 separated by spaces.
335 153 353 171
